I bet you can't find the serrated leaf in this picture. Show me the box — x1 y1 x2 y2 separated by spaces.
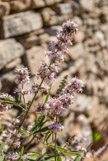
0 126 5 133
31 115 45 133
44 84 52 104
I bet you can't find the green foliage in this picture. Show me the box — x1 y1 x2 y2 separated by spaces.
93 131 102 141
18 95 22 103
44 132 52 144
0 97 21 108
30 114 46 134
35 126 49 133
46 144 83 157
40 155 55 161
0 126 5 133
57 152 62 161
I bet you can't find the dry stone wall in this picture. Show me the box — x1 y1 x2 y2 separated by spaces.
0 0 108 152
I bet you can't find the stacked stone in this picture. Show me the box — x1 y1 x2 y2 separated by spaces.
0 0 108 153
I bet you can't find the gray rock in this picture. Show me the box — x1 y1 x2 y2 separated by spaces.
69 43 84 60
2 11 43 38
78 0 94 11
31 0 45 8
0 39 24 70
45 26 61 36
54 3 73 15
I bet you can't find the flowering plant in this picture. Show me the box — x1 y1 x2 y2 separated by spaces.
0 20 91 161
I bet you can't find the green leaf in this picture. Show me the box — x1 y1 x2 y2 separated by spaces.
42 148 47 155
0 97 21 107
31 115 45 133
93 131 102 141
28 153 41 157
46 144 81 156
20 128 28 135
40 155 55 161
20 147 24 155
57 153 62 161
0 126 5 133
74 156 82 161
44 84 52 104
44 132 51 144
18 95 22 103
27 153 42 161
35 126 49 133
74 152 84 161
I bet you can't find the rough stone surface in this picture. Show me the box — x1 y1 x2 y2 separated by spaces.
45 0 55 6
10 0 31 12
25 45 48 75
79 0 94 11
0 39 24 70
54 3 72 15
0 2 10 18
31 0 45 8
69 43 84 60
41 8 58 26
2 11 43 38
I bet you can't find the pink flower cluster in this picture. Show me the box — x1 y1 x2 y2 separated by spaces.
37 77 84 118
36 63 59 85
0 93 14 111
6 152 19 160
63 77 84 95
14 87 32 95
15 67 30 85
6 119 21 148
69 136 92 158
48 123 64 133
37 77 84 133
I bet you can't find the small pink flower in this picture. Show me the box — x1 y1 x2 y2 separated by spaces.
0 93 14 111
48 123 64 133
15 67 30 85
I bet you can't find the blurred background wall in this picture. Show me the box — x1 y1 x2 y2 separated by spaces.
0 0 108 159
